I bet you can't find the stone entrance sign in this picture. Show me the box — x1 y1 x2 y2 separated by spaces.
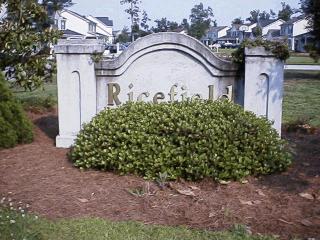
55 33 284 148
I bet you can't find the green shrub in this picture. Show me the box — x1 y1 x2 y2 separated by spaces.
0 74 33 149
70 101 292 181
20 94 56 112
232 39 290 65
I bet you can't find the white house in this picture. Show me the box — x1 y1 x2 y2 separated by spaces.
217 23 256 45
280 16 310 51
86 16 113 43
54 9 113 43
258 19 285 36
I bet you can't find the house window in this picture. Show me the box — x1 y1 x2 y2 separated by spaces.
54 19 58 27
61 20 66 30
89 23 96 32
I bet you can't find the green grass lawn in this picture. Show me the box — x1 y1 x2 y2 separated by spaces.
0 207 273 240
286 55 320 65
283 72 320 127
13 82 57 101
212 48 320 65
12 81 58 110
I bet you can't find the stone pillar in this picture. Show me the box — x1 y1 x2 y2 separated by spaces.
244 47 284 135
54 39 105 148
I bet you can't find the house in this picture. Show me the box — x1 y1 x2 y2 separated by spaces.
265 29 282 41
216 23 255 45
54 9 113 43
280 15 311 51
257 19 285 36
201 26 230 45
86 16 113 42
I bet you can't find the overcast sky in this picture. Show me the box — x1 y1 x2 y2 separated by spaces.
69 0 301 30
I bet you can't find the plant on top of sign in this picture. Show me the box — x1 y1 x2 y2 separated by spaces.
232 39 290 65
70 100 292 181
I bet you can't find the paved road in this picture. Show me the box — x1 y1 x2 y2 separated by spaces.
284 65 320 71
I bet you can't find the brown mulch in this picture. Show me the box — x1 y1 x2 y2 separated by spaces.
0 110 319 240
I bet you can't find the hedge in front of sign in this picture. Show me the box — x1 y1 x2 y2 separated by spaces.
70 101 291 181
0 74 33 149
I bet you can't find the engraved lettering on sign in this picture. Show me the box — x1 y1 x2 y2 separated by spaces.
107 83 121 106
153 92 165 104
106 83 234 105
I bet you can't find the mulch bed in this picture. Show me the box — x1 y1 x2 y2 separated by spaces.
0 110 319 239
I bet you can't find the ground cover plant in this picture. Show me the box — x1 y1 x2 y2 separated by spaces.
0 206 274 240
70 100 292 181
0 74 33 148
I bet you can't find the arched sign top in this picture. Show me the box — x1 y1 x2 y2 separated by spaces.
95 32 239 75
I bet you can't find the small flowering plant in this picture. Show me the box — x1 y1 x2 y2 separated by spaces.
0 195 40 240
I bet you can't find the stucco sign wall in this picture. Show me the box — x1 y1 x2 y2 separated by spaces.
55 33 284 148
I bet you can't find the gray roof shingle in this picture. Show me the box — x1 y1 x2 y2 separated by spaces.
96 17 113 26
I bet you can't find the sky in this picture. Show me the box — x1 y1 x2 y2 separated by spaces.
69 0 301 30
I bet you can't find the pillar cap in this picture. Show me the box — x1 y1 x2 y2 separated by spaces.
245 47 275 57
54 39 105 54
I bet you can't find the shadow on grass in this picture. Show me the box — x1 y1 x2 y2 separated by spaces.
284 70 320 80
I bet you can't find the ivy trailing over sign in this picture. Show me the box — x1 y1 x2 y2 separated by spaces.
231 39 290 65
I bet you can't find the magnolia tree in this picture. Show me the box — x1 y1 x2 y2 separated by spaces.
0 0 67 90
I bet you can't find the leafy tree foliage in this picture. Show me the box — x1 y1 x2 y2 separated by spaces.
252 26 262 37
0 73 33 148
0 0 61 90
246 10 260 23
278 2 296 21
115 26 131 43
301 0 320 61
247 9 276 23
232 17 244 25
41 0 73 19
188 3 215 39
140 10 150 31
270 9 277 19
152 18 179 33
120 0 141 41
180 18 190 32
258 11 271 21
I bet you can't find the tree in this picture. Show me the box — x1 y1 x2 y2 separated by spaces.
246 10 260 23
270 9 277 19
0 0 62 90
120 0 141 42
152 18 179 33
180 18 190 32
232 17 244 25
278 2 296 21
259 11 271 21
140 10 150 32
252 26 262 37
41 0 74 19
188 3 215 39
247 9 276 23
115 26 131 43
300 0 320 61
